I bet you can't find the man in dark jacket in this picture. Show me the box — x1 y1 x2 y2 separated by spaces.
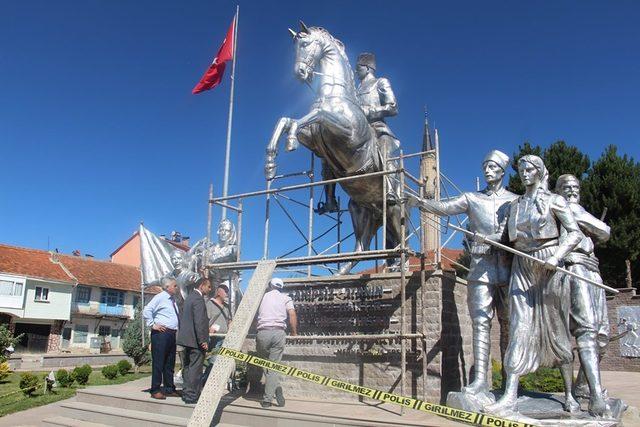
176 277 210 404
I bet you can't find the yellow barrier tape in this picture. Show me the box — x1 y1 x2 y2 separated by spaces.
217 347 536 427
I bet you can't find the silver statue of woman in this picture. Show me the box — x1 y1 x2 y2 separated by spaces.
556 174 611 416
486 155 582 415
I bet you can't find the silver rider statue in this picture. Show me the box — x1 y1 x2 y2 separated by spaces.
319 52 400 214
409 149 516 396
556 174 611 416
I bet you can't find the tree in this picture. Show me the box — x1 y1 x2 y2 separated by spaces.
507 142 542 193
542 140 591 190
507 141 590 193
453 241 471 280
122 303 150 372
581 146 640 289
0 324 24 363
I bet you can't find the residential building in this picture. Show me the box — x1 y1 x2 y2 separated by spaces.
0 243 158 354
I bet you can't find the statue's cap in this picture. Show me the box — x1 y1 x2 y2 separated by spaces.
357 52 376 70
483 150 510 171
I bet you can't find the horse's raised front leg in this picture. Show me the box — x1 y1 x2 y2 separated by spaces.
288 105 352 147
265 117 294 180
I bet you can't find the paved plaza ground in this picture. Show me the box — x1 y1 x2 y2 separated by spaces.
0 370 639 426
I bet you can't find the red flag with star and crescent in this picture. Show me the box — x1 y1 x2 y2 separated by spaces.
192 16 235 94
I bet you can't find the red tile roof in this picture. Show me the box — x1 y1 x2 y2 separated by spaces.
0 244 74 283
0 243 159 294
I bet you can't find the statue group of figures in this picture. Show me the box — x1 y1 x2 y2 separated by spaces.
260 22 621 421
166 219 240 311
408 154 614 418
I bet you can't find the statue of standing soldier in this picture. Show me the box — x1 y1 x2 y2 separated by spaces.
318 52 400 214
408 149 517 396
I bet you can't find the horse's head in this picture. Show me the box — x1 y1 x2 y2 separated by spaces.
289 21 326 83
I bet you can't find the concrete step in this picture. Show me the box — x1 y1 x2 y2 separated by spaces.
57 401 188 427
42 415 111 427
75 388 195 419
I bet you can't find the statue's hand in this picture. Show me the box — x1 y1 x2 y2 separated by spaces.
544 256 559 270
265 155 277 180
402 193 421 208
472 232 487 244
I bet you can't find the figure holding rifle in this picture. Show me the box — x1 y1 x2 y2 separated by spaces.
556 174 611 416
407 149 516 397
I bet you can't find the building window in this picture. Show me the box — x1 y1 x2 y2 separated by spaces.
35 286 50 302
75 286 91 304
0 279 23 296
100 289 124 306
98 325 111 337
73 325 88 343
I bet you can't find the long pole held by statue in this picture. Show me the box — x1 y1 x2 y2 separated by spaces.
441 220 620 294
221 5 239 221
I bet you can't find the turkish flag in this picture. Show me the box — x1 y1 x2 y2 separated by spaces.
192 17 235 94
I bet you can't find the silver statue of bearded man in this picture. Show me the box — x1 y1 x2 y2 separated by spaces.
409 150 516 396
556 174 611 416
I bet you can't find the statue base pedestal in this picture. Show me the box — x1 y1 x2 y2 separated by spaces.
447 390 627 427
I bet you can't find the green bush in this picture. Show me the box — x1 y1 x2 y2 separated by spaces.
55 369 74 388
116 359 132 376
19 372 40 396
519 368 565 393
0 361 11 381
71 364 92 385
491 360 565 393
101 364 119 380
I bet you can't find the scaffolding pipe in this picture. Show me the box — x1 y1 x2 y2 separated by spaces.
263 180 272 259
208 248 403 271
399 149 407 414
212 169 398 203
307 153 315 277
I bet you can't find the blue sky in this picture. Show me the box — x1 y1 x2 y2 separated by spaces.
1 1 639 266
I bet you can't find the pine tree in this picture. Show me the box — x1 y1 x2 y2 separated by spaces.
581 145 640 289
122 303 151 372
507 141 590 193
542 140 591 190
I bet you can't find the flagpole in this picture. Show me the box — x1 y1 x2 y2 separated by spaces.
221 5 239 220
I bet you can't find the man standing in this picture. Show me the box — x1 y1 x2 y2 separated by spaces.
408 150 517 396
256 278 297 408
142 277 180 400
203 283 232 381
556 174 611 416
176 277 210 404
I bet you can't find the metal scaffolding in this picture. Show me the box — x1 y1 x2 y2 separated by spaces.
206 145 466 408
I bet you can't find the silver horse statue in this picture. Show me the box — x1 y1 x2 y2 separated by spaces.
265 22 402 275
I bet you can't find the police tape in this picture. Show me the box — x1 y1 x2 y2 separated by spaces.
216 346 536 427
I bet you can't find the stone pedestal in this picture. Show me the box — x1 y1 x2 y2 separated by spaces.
243 270 472 403
447 390 627 427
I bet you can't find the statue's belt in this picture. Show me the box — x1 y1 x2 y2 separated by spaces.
215 346 537 427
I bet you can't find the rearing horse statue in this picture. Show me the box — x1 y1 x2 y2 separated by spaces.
265 22 402 275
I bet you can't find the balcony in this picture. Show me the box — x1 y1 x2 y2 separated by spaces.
71 302 131 318
98 303 126 316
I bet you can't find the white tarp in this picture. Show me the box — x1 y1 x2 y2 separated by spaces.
139 224 186 286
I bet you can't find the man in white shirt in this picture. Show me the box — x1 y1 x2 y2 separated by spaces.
143 277 180 399
256 277 297 408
